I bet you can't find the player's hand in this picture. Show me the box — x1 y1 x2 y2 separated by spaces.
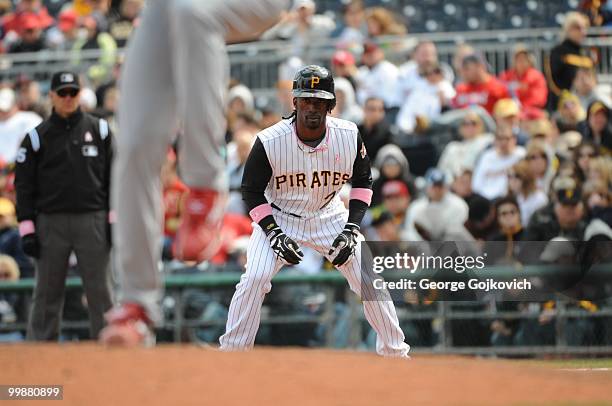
328 223 360 266
266 227 304 265
21 233 40 259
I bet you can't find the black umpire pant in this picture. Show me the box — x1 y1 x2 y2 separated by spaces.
27 211 113 341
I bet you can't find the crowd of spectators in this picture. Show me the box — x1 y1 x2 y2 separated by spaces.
0 0 611 347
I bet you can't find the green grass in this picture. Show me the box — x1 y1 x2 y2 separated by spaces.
522 358 612 369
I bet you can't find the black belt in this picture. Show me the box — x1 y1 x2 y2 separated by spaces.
271 203 302 218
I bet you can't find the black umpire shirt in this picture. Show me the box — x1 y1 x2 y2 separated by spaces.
14 108 113 222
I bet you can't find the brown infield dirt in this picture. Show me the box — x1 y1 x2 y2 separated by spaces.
1 344 611 406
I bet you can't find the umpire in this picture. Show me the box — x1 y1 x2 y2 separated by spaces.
15 71 114 341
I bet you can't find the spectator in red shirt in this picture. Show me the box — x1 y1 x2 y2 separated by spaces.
210 213 253 264
7 13 45 53
2 0 53 36
453 54 509 114
499 45 548 114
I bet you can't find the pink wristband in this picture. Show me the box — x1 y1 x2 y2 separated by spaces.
249 203 273 223
19 220 35 237
350 188 373 206
108 210 116 224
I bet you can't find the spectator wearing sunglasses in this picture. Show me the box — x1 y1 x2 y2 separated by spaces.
14 71 114 341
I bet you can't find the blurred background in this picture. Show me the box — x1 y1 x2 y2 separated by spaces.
0 0 611 356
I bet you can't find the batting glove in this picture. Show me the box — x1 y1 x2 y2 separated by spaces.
266 226 304 265
328 223 360 266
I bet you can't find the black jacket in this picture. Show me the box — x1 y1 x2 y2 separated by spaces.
523 204 587 242
15 109 113 222
546 38 593 109
357 120 393 164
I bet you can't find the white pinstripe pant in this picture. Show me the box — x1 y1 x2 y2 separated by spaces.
219 203 410 357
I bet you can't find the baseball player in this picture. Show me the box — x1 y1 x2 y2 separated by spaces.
219 65 410 357
100 0 288 345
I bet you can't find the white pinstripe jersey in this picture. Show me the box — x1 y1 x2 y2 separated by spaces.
258 116 359 216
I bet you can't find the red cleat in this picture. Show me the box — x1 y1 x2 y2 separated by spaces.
172 188 226 262
99 303 155 347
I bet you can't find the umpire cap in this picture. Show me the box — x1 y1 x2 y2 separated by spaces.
292 65 335 100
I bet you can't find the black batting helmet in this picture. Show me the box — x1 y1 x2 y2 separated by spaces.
292 65 336 107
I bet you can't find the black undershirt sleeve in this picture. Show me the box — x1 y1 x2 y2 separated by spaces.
241 137 277 233
347 133 373 226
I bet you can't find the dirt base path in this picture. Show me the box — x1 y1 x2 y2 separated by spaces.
1 344 611 405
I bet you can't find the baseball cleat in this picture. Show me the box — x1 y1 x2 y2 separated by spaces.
99 303 155 347
172 188 226 262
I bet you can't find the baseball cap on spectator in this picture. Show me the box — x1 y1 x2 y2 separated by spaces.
528 119 553 139
493 98 520 119
21 13 41 31
0 198 15 217
0 88 16 112
425 168 446 186
51 71 80 92
58 9 78 32
588 101 608 116
332 50 355 67
382 180 409 198
553 177 582 206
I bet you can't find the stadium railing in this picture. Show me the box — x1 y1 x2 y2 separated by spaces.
1 27 610 95
1 265 611 356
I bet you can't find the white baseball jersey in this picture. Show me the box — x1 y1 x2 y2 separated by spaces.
258 116 363 216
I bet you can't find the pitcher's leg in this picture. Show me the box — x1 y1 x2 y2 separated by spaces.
114 0 177 324
168 0 287 190
219 226 283 350
168 0 228 190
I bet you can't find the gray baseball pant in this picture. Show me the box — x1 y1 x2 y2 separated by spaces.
113 0 287 324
